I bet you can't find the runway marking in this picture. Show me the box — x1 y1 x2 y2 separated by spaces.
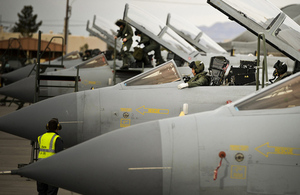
128 167 172 171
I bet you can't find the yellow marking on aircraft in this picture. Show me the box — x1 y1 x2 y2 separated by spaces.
231 165 246 179
255 142 300 157
120 118 131 127
230 145 249 151
81 80 101 85
120 108 132 112
136 106 169 115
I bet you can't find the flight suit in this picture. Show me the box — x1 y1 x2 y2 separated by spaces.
116 22 135 68
139 33 165 66
187 71 211 87
274 72 291 83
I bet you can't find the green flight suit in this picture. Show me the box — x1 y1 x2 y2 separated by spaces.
187 71 211 87
274 72 291 83
116 22 135 67
139 33 164 66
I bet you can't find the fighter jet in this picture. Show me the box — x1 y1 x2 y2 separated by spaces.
0 50 83 85
3 62 300 195
0 53 122 103
0 60 257 148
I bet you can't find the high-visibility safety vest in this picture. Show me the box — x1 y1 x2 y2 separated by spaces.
38 132 61 159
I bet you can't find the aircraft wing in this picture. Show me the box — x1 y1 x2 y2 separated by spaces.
207 0 300 62
166 13 227 54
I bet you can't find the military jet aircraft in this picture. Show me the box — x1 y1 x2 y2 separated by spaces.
0 60 256 148
123 3 295 80
2 60 300 195
0 53 133 103
0 50 83 85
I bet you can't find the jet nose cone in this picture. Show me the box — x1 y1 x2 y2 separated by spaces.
15 121 164 195
1 64 35 84
0 76 35 103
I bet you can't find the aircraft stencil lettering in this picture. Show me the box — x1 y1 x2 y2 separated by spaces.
255 142 300 157
231 165 247 179
230 145 249 151
136 106 169 115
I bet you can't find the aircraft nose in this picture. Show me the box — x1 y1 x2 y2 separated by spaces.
0 91 83 147
13 121 165 195
0 76 35 103
1 64 35 85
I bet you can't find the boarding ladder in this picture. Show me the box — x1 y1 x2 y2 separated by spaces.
34 31 80 103
30 31 80 163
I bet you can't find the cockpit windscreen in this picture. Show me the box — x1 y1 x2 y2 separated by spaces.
124 60 181 86
235 75 300 110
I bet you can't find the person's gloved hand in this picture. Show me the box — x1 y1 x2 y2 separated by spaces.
177 83 188 89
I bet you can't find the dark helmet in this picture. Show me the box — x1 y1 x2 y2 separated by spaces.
273 60 287 75
115 19 125 27
189 61 204 74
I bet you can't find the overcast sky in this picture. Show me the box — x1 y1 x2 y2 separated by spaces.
0 0 299 36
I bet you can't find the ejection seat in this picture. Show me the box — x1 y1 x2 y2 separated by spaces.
208 56 230 86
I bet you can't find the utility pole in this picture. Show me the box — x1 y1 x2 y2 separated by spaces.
64 0 71 54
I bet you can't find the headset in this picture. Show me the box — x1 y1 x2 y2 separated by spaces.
46 118 62 130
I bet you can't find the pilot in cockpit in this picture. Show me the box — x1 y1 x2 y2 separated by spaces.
178 61 211 89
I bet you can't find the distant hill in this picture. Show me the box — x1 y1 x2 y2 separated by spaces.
198 21 246 43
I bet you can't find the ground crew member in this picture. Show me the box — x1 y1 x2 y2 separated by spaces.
178 61 211 89
272 60 291 83
135 29 165 66
114 19 135 69
36 118 63 195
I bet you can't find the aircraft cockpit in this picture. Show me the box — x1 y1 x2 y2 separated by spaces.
76 54 108 69
235 72 300 110
124 60 181 86
58 51 81 61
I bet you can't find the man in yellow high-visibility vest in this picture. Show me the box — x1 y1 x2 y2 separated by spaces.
36 118 63 195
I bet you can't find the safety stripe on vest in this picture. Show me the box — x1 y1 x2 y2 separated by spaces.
38 134 59 158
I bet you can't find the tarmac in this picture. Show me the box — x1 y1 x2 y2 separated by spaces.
0 96 81 195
